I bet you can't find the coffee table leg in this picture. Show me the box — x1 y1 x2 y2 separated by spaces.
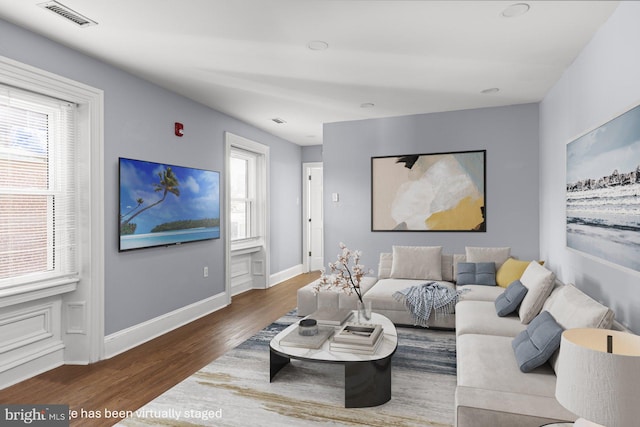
270 348 290 382
344 355 392 408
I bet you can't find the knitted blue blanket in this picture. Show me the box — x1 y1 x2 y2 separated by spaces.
393 282 461 327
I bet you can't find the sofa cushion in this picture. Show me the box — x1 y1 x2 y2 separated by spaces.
456 335 576 424
457 334 559 396
518 262 556 324
465 246 511 269
441 254 454 282
542 283 614 374
377 252 393 279
495 280 528 316
543 283 614 330
453 254 466 279
380 252 454 282
456 300 526 337
364 278 455 312
458 284 505 302
512 311 563 373
390 245 442 280
457 262 496 286
496 258 543 288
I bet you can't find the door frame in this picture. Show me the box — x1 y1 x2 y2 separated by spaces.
302 162 323 272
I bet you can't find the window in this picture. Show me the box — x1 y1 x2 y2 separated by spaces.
225 132 268 249
0 85 77 287
229 148 257 241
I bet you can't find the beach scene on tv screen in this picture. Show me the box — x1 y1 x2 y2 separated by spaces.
119 158 220 251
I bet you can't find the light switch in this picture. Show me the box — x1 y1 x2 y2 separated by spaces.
332 192 339 202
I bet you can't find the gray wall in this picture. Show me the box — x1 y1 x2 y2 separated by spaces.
302 145 323 163
323 104 540 272
0 18 302 335
540 2 640 332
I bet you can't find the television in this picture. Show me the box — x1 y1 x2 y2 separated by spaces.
119 157 220 252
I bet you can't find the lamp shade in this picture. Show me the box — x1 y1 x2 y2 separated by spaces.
555 328 640 427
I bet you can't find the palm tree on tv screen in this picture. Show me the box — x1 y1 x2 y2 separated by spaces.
120 167 181 233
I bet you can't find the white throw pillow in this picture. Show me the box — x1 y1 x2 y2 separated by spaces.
390 245 442 280
465 246 511 269
543 283 614 374
544 283 614 330
518 261 556 324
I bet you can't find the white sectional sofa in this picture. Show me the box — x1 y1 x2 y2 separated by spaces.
364 250 506 328
296 245 625 427
455 279 618 426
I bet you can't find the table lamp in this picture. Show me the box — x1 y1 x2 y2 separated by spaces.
555 328 640 427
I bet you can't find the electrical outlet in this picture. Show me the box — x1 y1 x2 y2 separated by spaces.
203 266 209 278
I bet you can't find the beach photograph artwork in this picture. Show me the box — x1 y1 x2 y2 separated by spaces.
119 158 220 251
566 104 640 272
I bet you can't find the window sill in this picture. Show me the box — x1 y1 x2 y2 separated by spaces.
231 237 264 255
0 276 79 308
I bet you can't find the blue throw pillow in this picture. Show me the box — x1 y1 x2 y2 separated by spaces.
456 262 496 286
495 280 528 316
512 310 564 373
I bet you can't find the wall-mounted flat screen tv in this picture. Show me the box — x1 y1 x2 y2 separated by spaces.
119 157 220 252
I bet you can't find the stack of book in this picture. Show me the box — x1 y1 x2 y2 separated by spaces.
307 307 354 326
279 325 335 349
330 323 384 355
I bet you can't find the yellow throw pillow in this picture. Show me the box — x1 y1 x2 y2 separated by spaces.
496 258 544 287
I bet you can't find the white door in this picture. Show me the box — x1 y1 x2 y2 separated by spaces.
303 163 324 271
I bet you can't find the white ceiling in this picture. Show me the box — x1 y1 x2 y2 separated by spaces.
0 1 619 145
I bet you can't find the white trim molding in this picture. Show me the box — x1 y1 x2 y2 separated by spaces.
224 132 271 299
0 55 105 377
270 264 304 287
103 292 229 359
0 299 65 389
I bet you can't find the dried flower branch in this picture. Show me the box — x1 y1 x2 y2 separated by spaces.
313 242 372 303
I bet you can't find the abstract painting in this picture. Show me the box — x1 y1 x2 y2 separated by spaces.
371 150 486 232
566 103 640 272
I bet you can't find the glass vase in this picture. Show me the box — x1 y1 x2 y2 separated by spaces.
357 300 372 323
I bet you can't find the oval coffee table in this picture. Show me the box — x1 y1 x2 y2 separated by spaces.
269 312 398 408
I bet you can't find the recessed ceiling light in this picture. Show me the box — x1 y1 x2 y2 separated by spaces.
360 102 375 108
481 88 500 94
308 40 329 51
501 3 530 18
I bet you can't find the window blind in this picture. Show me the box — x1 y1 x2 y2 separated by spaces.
0 84 77 287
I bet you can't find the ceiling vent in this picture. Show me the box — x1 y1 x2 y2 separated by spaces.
38 1 97 27
271 118 287 124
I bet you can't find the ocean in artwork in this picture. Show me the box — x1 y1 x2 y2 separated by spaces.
566 182 640 271
120 227 220 251
566 103 640 272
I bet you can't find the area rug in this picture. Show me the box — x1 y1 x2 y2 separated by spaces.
116 311 456 427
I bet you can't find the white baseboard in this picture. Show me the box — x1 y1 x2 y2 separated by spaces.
103 292 229 359
269 264 304 287
0 342 64 390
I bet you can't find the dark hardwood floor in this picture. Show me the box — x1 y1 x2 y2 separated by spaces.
0 271 320 426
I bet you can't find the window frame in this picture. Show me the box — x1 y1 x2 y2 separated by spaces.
229 147 258 242
0 86 77 288
0 56 104 363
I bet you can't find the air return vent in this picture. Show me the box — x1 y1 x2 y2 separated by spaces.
38 1 97 27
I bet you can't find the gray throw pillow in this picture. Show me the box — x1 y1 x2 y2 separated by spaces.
495 280 528 316
457 262 496 286
512 310 564 373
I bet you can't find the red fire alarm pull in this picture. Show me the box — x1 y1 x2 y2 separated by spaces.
175 122 184 137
